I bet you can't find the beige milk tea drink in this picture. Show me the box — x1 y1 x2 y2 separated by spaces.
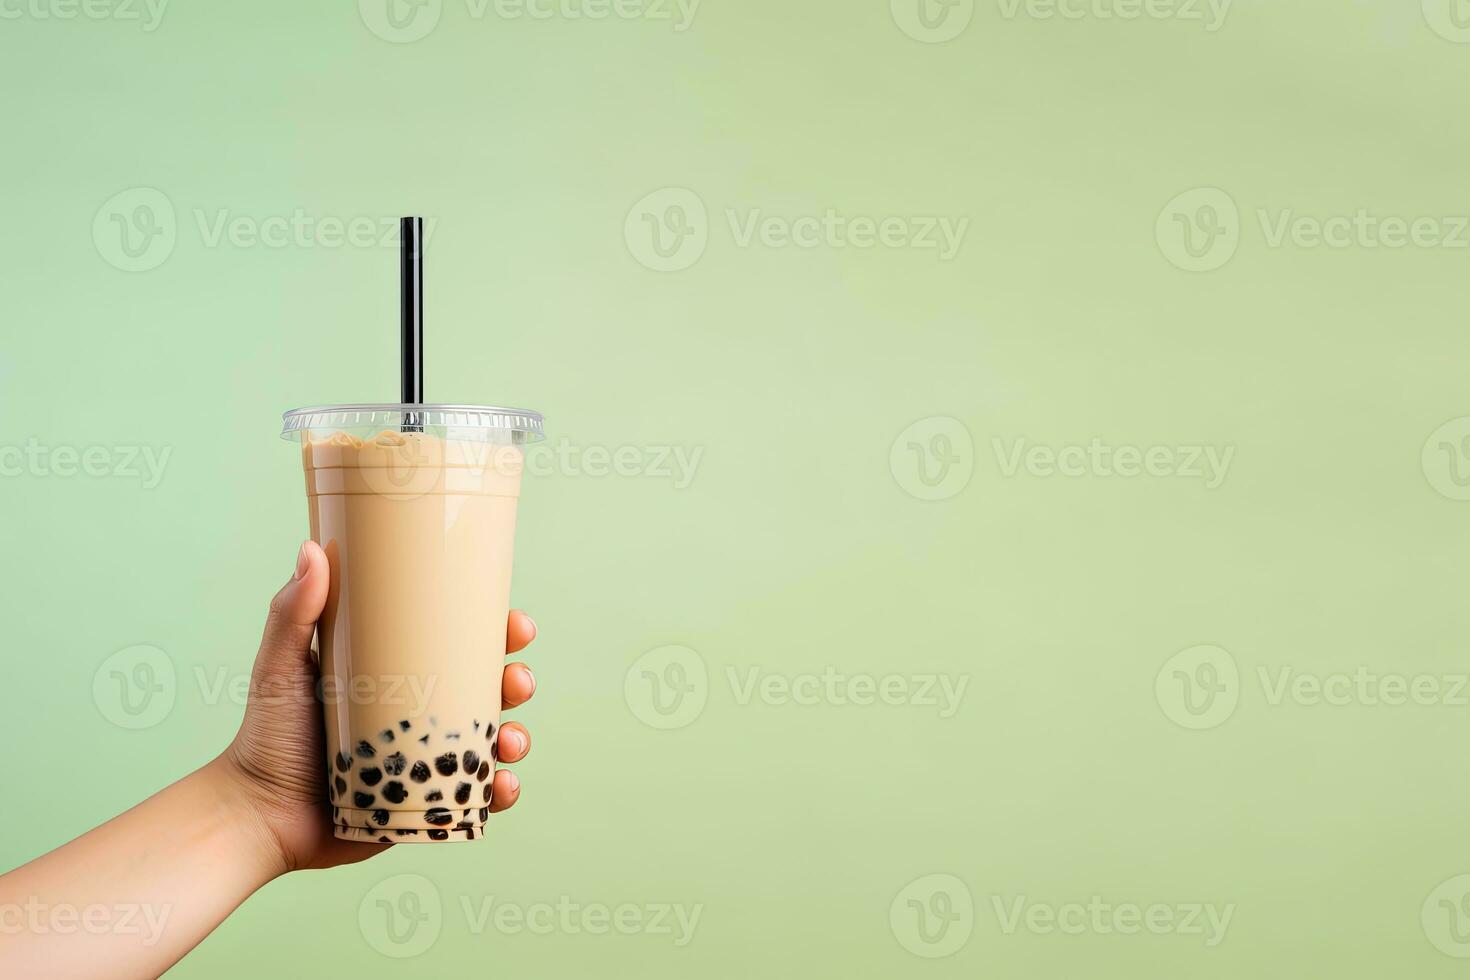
282 405 543 842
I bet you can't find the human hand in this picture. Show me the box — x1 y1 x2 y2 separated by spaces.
215 540 538 874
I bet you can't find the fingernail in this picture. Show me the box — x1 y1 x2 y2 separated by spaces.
505 729 526 756
507 771 520 793
293 543 310 581
525 615 538 636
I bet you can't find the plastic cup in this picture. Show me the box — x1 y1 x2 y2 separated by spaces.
281 404 543 842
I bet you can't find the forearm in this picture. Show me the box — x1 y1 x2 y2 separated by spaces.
0 757 286 980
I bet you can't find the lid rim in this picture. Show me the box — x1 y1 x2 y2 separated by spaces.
282 403 543 421
280 404 545 441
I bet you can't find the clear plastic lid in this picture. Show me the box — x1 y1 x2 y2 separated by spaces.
281 403 545 443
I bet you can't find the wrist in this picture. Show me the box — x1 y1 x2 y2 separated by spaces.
200 754 294 882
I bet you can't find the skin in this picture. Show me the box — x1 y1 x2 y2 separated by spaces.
0 541 538 979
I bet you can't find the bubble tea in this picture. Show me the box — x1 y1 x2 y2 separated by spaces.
281 405 543 842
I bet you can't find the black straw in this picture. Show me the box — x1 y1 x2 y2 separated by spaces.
400 216 423 428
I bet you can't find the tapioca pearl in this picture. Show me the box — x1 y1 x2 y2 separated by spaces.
379 729 395 743
394 829 419 836
417 734 430 745
359 767 382 787
399 719 411 731
378 836 392 843
410 761 431 783
482 783 493 803
478 807 490 822
445 732 461 741
428 829 449 841
455 782 472 805
424 807 452 826
383 752 406 776
463 751 480 775
425 789 443 803
473 720 481 732
455 820 474 830
476 762 490 782
464 827 476 840
485 722 496 741
355 740 376 759
354 792 375 807
334 776 347 796
371 809 389 826
335 752 352 772
434 753 458 777
382 781 408 804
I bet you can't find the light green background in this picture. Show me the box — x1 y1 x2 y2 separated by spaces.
3 0 1470 976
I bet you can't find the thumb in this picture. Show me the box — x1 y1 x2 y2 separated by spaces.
258 540 329 668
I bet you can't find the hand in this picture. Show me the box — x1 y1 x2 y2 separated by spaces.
215 540 538 874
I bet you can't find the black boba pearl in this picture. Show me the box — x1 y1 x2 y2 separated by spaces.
335 752 352 772
455 782 472 805
456 820 474 830
482 783 493 803
425 789 443 802
379 836 392 843
383 752 406 776
334 776 347 796
410 761 431 783
360 767 382 786
476 761 490 781
382 781 407 804
463 751 480 774
354 792 375 807
399 719 411 731
372 809 389 826
428 829 449 840
473 720 481 732
394 829 418 836
418 734 430 744
380 729 395 743
479 807 490 822
425 807 453 826
434 753 458 777
355 740 376 759
485 723 495 741
464 827 476 840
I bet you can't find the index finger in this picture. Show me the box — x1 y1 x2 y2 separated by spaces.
507 610 537 656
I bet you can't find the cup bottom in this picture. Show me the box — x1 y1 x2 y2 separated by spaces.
335 824 487 843
331 804 490 843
